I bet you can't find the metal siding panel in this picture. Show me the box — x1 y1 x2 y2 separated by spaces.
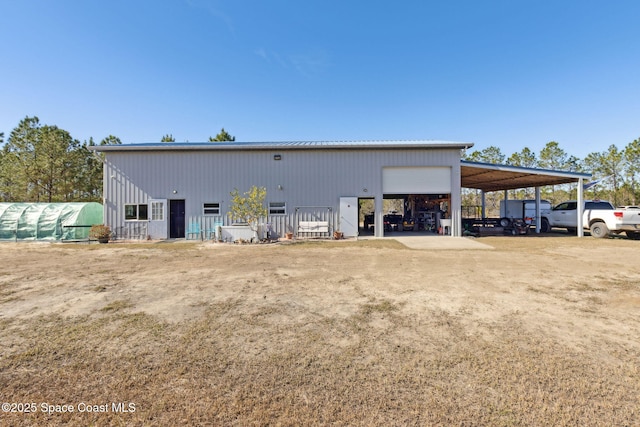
103 147 462 239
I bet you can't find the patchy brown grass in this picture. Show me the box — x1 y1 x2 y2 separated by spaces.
0 237 639 426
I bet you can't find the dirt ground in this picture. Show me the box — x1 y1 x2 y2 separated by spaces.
1 235 639 426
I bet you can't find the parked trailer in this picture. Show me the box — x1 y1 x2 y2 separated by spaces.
461 200 551 236
461 217 529 236
499 200 552 227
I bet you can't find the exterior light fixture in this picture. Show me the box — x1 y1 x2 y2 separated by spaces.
274 154 282 160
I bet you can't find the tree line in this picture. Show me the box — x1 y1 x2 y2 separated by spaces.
1 115 637 207
0 116 235 203
463 139 640 213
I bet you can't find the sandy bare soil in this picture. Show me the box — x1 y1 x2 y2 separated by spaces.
1 236 639 426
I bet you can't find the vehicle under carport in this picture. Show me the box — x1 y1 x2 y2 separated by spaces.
460 161 592 237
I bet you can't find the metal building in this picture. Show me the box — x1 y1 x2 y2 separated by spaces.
91 140 473 240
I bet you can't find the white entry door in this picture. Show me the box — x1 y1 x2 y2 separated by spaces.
339 197 358 237
148 199 167 239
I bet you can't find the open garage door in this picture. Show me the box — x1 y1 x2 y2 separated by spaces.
383 167 451 194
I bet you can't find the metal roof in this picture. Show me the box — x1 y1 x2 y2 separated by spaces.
89 140 474 152
461 160 591 192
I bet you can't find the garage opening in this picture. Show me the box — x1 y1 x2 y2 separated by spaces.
382 194 451 236
359 198 374 234
381 166 453 236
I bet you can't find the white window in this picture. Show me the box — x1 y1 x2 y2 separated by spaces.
269 202 286 215
124 204 148 220
203 202 221 215
151 201 164 221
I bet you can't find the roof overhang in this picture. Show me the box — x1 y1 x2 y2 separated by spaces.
89 140 474 152
461 160 591 192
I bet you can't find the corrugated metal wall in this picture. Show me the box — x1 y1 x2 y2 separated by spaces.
103 148 462 239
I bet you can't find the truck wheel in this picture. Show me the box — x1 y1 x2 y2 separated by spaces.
540 218 550 233
626 231 640 240
499 217 511 227
589 221 610 238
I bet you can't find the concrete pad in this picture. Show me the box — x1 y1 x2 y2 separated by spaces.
389 236 494 250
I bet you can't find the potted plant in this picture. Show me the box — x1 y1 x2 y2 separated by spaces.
89 224 112 243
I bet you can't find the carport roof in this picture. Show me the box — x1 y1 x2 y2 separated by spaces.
461 160 591 192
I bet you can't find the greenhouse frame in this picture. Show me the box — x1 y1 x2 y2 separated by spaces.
0 203 103 241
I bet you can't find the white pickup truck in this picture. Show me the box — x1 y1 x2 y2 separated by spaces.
540 200 640 239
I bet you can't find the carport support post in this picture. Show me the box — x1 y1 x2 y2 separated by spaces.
535 187 541 234
577 178 584 237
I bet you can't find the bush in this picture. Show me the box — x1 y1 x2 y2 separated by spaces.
89 224 112 241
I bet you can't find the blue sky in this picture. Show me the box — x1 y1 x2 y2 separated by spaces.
1 0 639 159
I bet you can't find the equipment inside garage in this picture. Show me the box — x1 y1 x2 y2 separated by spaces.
362 194 451 234
404 194 450 232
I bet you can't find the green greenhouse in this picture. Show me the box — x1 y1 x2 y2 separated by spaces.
0 203 104 241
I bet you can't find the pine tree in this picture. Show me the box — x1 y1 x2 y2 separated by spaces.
209 128 235 142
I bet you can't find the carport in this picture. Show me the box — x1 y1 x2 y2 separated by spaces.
460 161 592 237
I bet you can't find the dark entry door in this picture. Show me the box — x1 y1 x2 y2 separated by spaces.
169 199 185 238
